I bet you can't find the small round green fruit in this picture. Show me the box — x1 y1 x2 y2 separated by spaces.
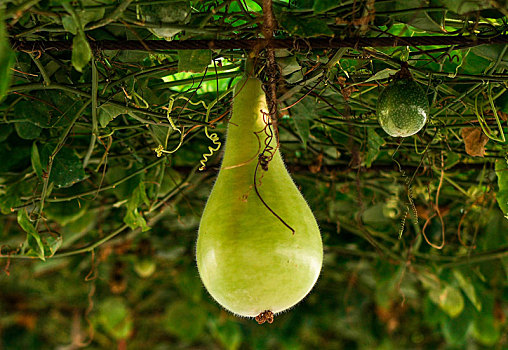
138 3 190 39
377 78 429 137
134 258 156 278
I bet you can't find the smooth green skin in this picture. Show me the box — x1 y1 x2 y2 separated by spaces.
377 79 429 137
196 78 323 318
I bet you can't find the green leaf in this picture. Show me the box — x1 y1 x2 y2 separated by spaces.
278 56 301 76
480 209 508 251
137 181 150 207
471 45 508 69
209 319 243 350
444 152 460 169
453 270 481 311
0 181 31 214
228 0 261 13
44 90 85 128
124 208 149 232
0 8 15 103
41 145 86 188
105 165 143 200
17 209 46 261
0 123 12 142
156 168 182 198
286 69 304 84
495 159 508 217
31 142 43 179
0 141 31 173
277 12 334 37
291 0 314 10
98 104 127 128
14 100 51 128
471 293 501 346
393 47 411 62
365 128 385 168
477 210 508 276
495 159 508 191
313 0 338 13
79 0 108 28
495 90 508 113
429 284 464 318
363 203 392 229
380 0 444 32
43 234 62 257
149 124 171 147
96 297 133 340
12 94 80 133
164 301 207 342
440 303 473 346
472 316 501 346
45 199 88 226
62 0 105 33
441 0 493 14
423 296 445 326
61 15 78 35
123 182 150 232
291 99 315 148
178 50 211 73
496 190 508 218
175 267 203 302
78 1 105 26
72 32 92 72
15 121 42 140
374 261 404 307
365 68 397 83
61 210 97 248
461 51 492 74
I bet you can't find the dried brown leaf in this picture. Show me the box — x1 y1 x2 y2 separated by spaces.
309 153 323 173
341 86 358 100
461 127 489 157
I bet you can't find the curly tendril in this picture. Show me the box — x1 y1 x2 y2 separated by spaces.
198 86 235 171
153 95 187 157
199 127 222 171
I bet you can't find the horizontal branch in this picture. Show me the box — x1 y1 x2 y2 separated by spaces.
11 35 508 52
172 161 492 176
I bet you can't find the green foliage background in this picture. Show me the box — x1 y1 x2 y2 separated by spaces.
1 0 508 349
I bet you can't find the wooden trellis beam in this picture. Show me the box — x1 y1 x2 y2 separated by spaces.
11 35 508 52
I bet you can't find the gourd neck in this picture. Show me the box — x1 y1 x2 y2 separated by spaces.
221 78 279 169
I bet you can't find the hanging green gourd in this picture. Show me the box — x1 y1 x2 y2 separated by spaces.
377 65 430 137
196 76 323 324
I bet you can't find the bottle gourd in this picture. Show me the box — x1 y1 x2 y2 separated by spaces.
196 78 323 321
